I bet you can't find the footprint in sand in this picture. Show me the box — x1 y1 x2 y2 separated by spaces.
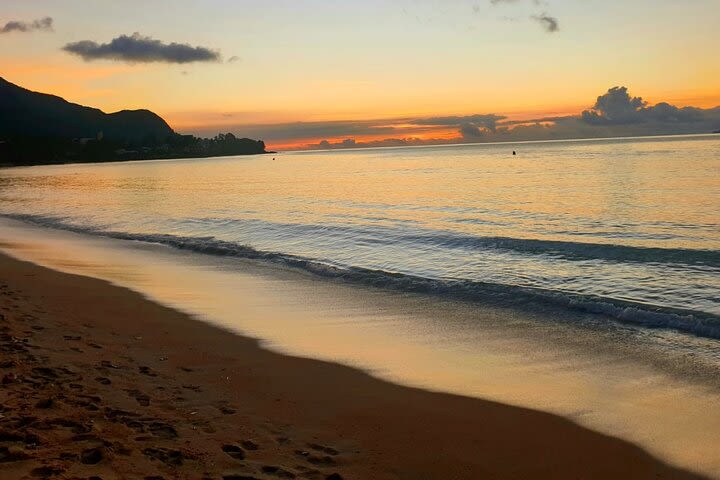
143 447 188 466
241 440 259 451
261 465 297 478
30 465 65 477
148 421 178 439
80 447 104 464
221 444 245 460
139 366 157 377
0 446 30 462
126 389 151 406
307 443 339 456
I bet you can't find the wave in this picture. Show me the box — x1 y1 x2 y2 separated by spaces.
3 212 720 341
394 232 720 267
164 215 720 267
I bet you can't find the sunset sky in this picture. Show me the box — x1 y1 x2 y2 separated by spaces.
2 0 719 150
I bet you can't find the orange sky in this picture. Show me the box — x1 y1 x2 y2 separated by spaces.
2 1 719 150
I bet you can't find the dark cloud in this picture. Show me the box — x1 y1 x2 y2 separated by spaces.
0 17 53 34
311 137 450 150
416 114 506 130
227 56 241 63
459 123 484 139
582 87 709 125
62 33 221 64
490 0 559 33
186 119 399 142
180 87 720 150
417 114 507 139
531 13 559 32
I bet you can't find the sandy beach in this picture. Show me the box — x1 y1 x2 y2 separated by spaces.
0 251 705 480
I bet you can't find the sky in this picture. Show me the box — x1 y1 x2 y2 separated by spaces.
2 0 719 150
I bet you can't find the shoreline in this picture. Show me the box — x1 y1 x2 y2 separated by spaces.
0 149 275 170
0 251 706 479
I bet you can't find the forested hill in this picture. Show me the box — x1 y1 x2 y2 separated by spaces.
0 77 267 166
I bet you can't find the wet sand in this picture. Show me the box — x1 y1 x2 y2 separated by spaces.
0 251 706 480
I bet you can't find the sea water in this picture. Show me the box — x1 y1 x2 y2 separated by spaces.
1 134 720 476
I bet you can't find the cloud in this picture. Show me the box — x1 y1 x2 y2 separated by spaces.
0 17 53 34
581 87 708 125
62 33 221 64
183 119 400 142
227 56 241 63
179 87 720 150
490 1 559 33
311 137 450 150
417 114 506 137
459 123 485 139
531 13 559 32
416 114 507 139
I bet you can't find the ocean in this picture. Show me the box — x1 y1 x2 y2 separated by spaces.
2 134 719 333
1 133 720 475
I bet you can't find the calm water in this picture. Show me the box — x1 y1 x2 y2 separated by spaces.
1 135 719 336
2 134 720 476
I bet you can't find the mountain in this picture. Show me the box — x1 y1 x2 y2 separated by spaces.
0 77 267 166
0 77 174 142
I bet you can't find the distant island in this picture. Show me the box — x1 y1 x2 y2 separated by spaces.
0 77 267 166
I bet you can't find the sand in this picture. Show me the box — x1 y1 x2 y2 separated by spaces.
0 251 706 480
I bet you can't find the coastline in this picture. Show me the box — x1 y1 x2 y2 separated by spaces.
0 149 274 169
0 251 705 479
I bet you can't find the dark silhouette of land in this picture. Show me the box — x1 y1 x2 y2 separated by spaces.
0 77 267 166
